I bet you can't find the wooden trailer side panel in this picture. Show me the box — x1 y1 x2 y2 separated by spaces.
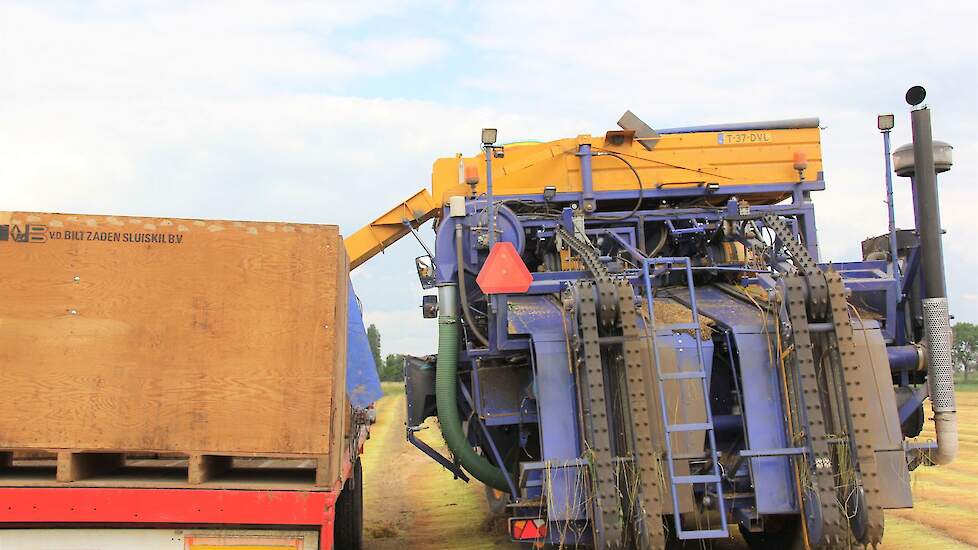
0 212 348 457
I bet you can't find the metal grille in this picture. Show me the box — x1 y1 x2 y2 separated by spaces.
923 297 955 412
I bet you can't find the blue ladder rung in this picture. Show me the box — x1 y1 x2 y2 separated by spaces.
672 474 721 484
660 371 706 380
665 422 713 433
642 255 728 538
664 322 700 331
677 529 729 540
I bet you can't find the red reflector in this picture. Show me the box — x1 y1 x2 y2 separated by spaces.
511 518 548 540
476 242 533 294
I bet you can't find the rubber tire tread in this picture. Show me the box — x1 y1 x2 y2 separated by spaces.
333 458 363 550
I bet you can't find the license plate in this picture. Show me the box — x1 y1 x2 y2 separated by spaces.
718 131 773 144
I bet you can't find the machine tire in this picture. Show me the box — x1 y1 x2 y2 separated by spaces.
333 458 363 550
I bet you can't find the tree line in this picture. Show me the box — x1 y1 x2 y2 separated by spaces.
366 323 405 382
954 322 977 383
364 321 978 384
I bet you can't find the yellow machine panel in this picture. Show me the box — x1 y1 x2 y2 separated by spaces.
346 125 822 269
432 127 822 204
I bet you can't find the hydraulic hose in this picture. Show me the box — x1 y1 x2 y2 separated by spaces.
589 150 644 222
435 284 510 491
455 224 489 347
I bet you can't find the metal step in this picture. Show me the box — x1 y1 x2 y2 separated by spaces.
665 422 713 433
663 322 700 331
677 529 729 540
671 451 712 460
643 255 728 542
660 371 706 381
672 474 721 484
739 447 807 458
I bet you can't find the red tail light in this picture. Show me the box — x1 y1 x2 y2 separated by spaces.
510 518 548 541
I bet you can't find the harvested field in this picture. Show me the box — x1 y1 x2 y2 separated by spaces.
884 388 978 549
363 383 978 549
362 384 516 550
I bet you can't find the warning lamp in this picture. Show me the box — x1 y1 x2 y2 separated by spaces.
476 242 533 294
464 164 480 185
464 164 480 197
793 150 808 181
510 517 548 541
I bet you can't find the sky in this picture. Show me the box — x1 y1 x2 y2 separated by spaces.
2 1 976 357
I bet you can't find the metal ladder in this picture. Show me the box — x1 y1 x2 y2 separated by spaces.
641 257 728 540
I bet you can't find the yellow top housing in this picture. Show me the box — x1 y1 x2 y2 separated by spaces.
346 126 822 269
432 127 822 205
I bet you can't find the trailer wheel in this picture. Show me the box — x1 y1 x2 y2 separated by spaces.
333 458 363 550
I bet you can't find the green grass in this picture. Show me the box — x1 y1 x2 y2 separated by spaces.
381 381 405 396
953 380 978 392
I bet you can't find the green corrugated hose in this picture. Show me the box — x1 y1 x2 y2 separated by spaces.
435 313 509 491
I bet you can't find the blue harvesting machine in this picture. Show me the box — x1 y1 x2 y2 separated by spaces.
350 88 957 549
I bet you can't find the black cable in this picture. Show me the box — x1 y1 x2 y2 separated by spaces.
589 151 644 222
455 223 490 347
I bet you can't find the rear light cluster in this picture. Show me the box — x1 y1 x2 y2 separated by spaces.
510 517 548 541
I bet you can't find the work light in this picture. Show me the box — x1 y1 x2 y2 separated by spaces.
481 128 497 146
878 114 894 131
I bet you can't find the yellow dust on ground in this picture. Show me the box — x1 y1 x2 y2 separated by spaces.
884 390 978 549
361 385 517 550
361 385 978 549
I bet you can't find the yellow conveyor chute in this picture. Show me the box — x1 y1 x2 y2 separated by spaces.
344 188 439 270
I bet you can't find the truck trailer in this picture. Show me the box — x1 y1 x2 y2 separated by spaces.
346 88 957 549
0 214 382 549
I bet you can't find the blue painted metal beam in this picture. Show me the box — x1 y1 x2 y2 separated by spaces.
507 295 587 521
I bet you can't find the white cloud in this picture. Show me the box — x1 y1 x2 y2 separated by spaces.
0 1 445 100
362 307 435 358
459 0 978 324
1 0 975 356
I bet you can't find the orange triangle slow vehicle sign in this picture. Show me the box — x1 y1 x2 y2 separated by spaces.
476 242 533 294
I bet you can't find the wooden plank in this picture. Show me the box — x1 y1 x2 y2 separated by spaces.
0 212 349 458
315 454 334 487
188 454 233 484
56 452 124 482
13 451 55 460
325 244 351 487
0 450 332 490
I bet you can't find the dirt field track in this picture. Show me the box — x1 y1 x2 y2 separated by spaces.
362 385 978 549
361 386 515 549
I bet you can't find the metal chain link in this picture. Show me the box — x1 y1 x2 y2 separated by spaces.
763 215 886 548
786 279 848 547
576 280 625 548
824 271 885 545
559 226 669 549
617 280 666 550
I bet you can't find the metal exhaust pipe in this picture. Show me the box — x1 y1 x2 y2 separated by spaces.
905 87 957 464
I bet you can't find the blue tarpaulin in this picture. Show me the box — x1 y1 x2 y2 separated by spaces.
346 280 384 408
